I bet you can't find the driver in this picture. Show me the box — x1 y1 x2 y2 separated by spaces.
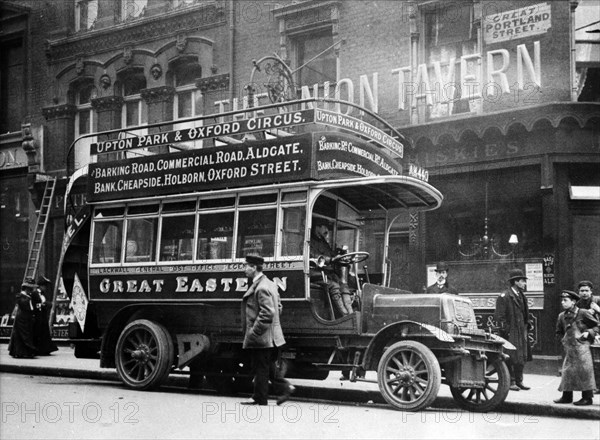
310 218 353 316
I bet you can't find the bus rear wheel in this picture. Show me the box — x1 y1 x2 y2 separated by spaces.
377 341 441 411
115 319 174 390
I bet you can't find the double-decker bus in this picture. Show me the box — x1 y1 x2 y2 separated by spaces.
56 98 512 411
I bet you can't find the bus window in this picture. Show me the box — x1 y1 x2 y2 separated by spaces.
197 212 234 260
125 217 158 262
159 213 195 261
92 220 123 264
281 206 305 256
237 208 276 258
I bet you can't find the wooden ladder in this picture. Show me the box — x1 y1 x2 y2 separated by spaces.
22 177 57 283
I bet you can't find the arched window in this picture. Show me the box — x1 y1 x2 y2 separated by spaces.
75 0 98 31
116 69 148 151
170 59 203 150
73 80 97 168
121 0 147 21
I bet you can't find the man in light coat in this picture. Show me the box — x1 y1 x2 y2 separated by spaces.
240 254 294 405
495 268 532 391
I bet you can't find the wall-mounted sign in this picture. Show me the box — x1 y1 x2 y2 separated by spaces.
543 254 555 285
526 262 544 291
484 3 551 44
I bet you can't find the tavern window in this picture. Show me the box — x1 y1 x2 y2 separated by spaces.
293 29 337 89
421 1 480 119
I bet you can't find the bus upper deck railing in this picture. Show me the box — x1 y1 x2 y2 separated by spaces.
66 98 410 175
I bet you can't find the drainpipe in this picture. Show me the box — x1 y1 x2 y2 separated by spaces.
570 1 579 101
229 0 235 104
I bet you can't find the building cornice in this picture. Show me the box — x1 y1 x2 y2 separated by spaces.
401 103 600 145
45 2 225 64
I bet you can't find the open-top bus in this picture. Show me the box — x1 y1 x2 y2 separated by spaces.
56 98 513 412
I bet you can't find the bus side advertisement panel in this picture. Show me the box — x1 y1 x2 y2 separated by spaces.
88 268 305 301
87 134 314 202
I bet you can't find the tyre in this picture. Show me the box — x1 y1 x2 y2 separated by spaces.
115 319 174 390
377 340 441 411
450 358 510 412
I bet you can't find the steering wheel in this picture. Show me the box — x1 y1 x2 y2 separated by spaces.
331 251 370 265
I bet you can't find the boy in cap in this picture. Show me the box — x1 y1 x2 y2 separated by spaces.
554 290 598 406
576 280 600 319
240 254 294 405
426 262 459 295
494 268 532 391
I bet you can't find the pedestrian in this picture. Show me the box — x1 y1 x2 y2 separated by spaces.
426 261 459 294
554 290 598 406
34 276 58 355
240 254 294 406
494 268 532 391
8 277 41 358
576 280 600 319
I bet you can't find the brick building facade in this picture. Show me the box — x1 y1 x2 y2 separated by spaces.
1 0 598 356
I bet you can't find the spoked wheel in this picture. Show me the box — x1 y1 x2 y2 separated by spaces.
450 358 510 412
377 341 441 411
115 319 174 390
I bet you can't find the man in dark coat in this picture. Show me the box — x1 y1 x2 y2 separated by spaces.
240 254 294 406
554 290 598 406
494 268 532 391
8 278 40 358
426 262 459 294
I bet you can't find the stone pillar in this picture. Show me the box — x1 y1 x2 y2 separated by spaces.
91 96 123 162
42 104 77 173
141 86 175 154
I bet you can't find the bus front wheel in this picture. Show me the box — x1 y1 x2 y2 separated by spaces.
377 340 441 411
115 319 174 390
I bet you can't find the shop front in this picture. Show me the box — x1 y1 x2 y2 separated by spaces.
403 103 600 356
0 132 31 337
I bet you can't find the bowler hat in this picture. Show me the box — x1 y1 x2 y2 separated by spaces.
560 290 580 301
37 275 51 286
508 268 527 282
578 280 594 290
435 262 449 272
22 277 37 289
245 254 264 266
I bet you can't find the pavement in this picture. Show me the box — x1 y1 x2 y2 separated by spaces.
1 343 598 420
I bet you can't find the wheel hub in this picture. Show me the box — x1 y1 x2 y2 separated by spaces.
131 344 149 363
396 366 415 384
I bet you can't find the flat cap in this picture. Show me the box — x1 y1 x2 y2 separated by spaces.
560 290 580 301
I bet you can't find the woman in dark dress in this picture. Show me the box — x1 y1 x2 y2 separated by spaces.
8 278 40 358
34 276 58 355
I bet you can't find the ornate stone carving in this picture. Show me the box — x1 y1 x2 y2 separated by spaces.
140 86 175 104
123 46 133 64
176 34 188 53
151 63 163 80
76 58 85 75
100 73 112 89
196 74 230 93
91 96 124 112
42 104 78 120
46 4 226 63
